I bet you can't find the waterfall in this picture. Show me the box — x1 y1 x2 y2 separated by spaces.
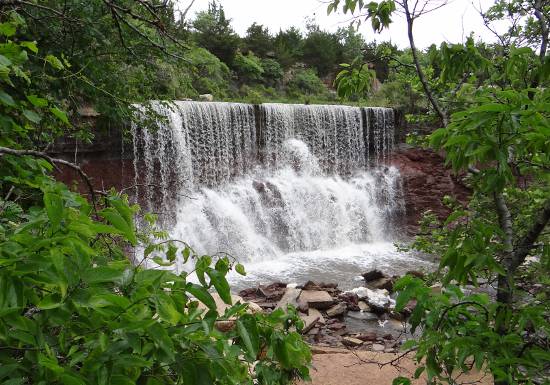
131 101 404 276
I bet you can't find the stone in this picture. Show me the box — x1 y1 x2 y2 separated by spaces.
366 277 394 292
199 93 214 101
259 282 287 300
300 310 320 334
362 270 386 282
309 308 325 325
214 320 235 332
389 311 405 321
430 284 442 294
342 337 364 347
302 280 322 291
327 322 346 331
276 288 302 311
326 302 347 318
358 301 371 312
197 293 261 315
372 343 385 352
298 290 334 310
307 327 320 335
338 292 360 311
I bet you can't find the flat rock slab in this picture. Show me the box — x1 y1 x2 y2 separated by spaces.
298 290 334 310
326 302 347 317
277 288 302 310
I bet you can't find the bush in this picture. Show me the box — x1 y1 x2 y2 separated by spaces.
261 58 284 86
187 47 231 97
232 51 264 83
287 68 328 96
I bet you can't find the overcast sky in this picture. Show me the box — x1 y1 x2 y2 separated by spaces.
179 0 501 49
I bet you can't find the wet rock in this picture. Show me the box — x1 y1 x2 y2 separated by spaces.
327 321 346 331
255 302 277 310
326 302 347 318
389 311 405 322
276 287 301 310
338 292 360 311
358 301 371 312
238 287 259 299
199 93 214 102
298 290 334 310
309 308 325 325
342 337 364 347
366 277 394 292
372 343 385 352
259 282 287 299
302 280 322 291
300 309 321 334
362 270 386 282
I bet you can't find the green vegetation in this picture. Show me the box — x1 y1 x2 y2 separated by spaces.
0 5 312 385
331 1 549 384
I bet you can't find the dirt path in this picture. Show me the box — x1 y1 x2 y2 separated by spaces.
297 347 492 385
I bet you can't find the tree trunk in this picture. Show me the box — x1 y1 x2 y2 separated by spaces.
403 1 448 127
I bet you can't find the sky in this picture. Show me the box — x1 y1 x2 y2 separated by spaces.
179 0 501 49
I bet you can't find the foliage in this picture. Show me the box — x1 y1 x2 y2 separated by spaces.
232 51 265 83
261 59 284 86
334 57 375 99
192 1 240 65
187 47 231 97
244 23 274 58
0 14 311 385
287 69 328 96
330 1 550 384
273 27 304 69
302 23 342 77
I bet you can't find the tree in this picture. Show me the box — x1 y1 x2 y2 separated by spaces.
329 1 550 384
192 1 240 65
273 27 304 69
302 23 342 77
244 23 274 57
336 25 367 64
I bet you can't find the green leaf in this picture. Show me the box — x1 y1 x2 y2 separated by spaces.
392 377 411 385
99 207 136 245
50 106 70 125
207 269 231 304
237 316 259 360
43 192 63 230
45 54 64 70
235 263 246 276
0 23 16 37
186 283 216 311
0 90 15 107
27 94 48 107
154 293 181 325
20 41 38 53
22 109 41 123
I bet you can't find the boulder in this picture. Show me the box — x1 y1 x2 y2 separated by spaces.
326 302 347 318
199 93 214 102
338 292 359 311
372 343 385 352
276 287 301 310
358 301 371 312
302 280 322 291
347 311 379 321
366 277 394 292
362 270 386 282
309 308 325 325
342 337 364 347
300 310 320 334
298 290 334 310
356 332 378 342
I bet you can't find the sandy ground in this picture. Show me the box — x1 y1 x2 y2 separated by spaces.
297 347 493 385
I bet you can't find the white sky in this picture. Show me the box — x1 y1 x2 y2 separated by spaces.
179 0 500 49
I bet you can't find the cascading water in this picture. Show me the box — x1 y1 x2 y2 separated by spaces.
131 101 430 288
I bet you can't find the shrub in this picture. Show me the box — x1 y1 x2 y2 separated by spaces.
287 68 328 96
232 51 264 83
261 58 284 86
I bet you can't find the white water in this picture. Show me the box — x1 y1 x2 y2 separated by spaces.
131 101 429 287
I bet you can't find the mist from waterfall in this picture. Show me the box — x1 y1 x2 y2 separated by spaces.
130 101 424 285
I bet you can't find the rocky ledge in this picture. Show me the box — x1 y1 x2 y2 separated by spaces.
237 269 425 353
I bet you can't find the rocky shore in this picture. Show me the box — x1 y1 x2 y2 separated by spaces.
237 269 423 353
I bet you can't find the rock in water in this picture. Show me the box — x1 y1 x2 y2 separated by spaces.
362 270 386 282
326 302 347 317
298 290 334 310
